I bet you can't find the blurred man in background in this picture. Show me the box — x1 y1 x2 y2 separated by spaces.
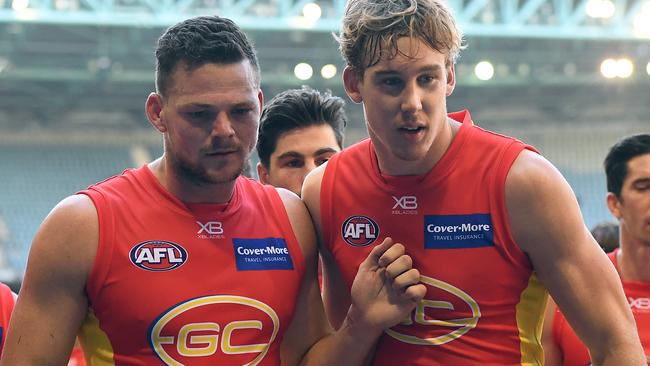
544 133 650 365
257 86 346 196
591 220 620 253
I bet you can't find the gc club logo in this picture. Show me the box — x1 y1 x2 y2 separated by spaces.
341 215 380 247
385 275 481 346
149 295 280 366
129 240 188 272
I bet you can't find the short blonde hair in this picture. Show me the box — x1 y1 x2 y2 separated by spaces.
337 0 465 74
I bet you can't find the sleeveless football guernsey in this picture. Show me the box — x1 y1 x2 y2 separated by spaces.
552 249 650 365
320 110 546 365
78 166 304 365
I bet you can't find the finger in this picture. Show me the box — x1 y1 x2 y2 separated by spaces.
384 254 412 279
363 237 394 266
392 268 421 290
377 242 405 268
403 284 427 302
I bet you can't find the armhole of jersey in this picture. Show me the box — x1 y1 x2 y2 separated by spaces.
0 282 14 324
551 307 565 349
320 153 339 253
264 185 306 278
490 141 536 269
79 189 114 304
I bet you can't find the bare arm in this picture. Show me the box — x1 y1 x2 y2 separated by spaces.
0 195 97 365
507 150 644 366
279 187 333 365
542 298 563 366
301 164 351 329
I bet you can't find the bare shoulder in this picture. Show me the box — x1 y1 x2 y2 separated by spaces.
301 162 326 236
505 149 585 253
276 188 317 258
506 149 564 196
301 162 326 206
29 193 99 280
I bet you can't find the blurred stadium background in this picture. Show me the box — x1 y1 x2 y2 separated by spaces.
0 0 648 287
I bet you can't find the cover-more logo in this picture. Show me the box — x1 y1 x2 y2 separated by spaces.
150 295 279 366
392 196 418 215
341 215 380 247
197 221 225 239
385 275 480 346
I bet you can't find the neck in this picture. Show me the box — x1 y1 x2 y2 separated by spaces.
375 117 459 176
618 233 650 282
149 158 237 204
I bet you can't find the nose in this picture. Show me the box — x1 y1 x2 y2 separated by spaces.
305 160 318 173
300 160 319 181
211 112 235 137
400 81 423 114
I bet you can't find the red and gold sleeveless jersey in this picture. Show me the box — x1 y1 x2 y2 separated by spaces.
552 249 650 365
321 110 546 365
78 166 305 365
0 282 15 357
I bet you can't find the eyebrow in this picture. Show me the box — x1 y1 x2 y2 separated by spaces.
275 147 339 161
275 151 305 161
314 147 340 155
373 64 443 76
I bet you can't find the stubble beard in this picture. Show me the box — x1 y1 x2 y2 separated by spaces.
169 150 244 186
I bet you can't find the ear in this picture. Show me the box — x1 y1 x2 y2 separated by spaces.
445 63 456 97
146 92 166 133
606 192 622 220
258 89 264 114
343 66 363 104
257 162 270 184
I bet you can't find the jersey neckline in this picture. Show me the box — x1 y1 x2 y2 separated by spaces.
139 164 243 219
366 109 474 194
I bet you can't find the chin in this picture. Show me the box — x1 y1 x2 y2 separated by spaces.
204 166 243 184
176 159 243 185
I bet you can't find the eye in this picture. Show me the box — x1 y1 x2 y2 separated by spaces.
381 77 402 86
315 152 336 166
633 181 650 191
232 107 255 116
315 158 328 166
186 110 209 120
418 75 435 83
284 159 304 168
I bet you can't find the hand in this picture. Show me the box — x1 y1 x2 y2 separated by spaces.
346 237 426 334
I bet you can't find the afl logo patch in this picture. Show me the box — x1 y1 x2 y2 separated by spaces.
130 240 188 271
341 216 380 247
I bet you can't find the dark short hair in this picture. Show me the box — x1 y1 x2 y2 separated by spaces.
155 15 260 96
590 221 619 253
604 134 650 197
256 87 347 168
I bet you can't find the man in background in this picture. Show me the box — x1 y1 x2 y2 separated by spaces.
257 86 346 196
544 133 650 365
591 220 620 253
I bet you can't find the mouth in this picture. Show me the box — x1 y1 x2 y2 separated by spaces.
205 149 238 156
398 125 426 134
